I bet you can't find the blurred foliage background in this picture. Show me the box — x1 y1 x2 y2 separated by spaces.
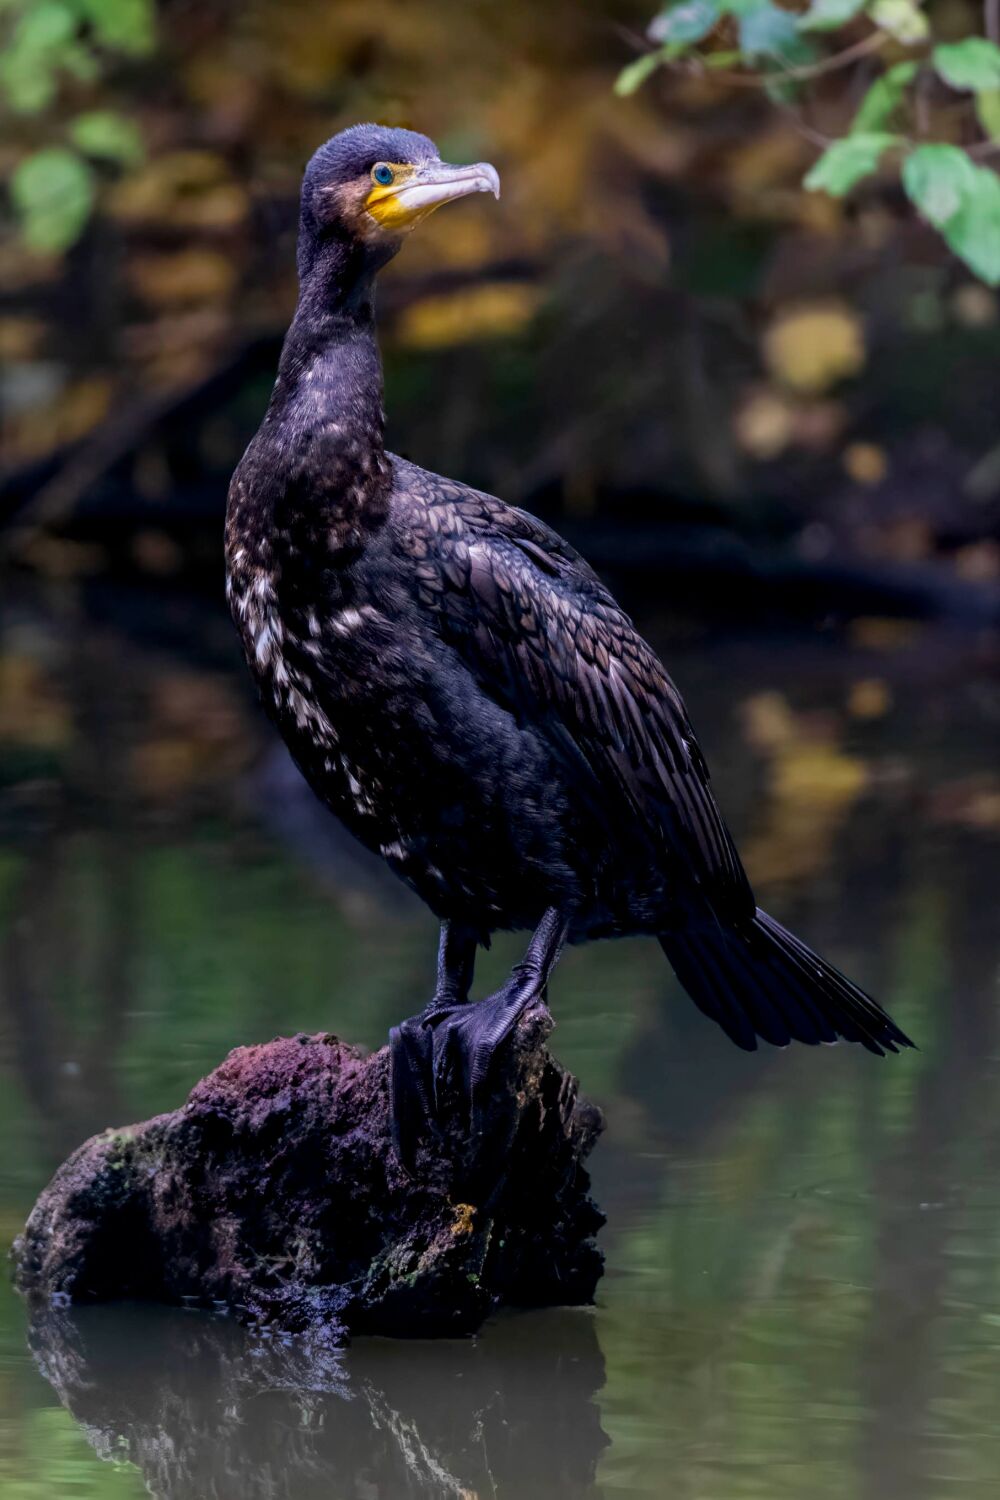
2 5 1000 1496
0 0 998 620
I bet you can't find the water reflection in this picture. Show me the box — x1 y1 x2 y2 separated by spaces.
2 578 1000 1498
28 1304 607 1500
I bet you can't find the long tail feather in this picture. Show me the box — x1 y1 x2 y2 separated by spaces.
659 907 914 1057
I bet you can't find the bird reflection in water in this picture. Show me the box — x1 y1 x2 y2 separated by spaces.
28 1303 608 1499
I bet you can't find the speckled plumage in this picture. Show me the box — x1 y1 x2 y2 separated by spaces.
226 125 912 1110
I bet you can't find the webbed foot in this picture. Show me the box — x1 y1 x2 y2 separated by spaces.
389 984 532 1163
389 908 569 1171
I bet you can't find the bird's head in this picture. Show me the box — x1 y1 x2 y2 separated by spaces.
298 123 500 283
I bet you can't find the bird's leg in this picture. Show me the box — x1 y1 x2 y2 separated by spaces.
431 919 479 1013
390 910 570 1162
430 907 569 1132
389 920 478 1165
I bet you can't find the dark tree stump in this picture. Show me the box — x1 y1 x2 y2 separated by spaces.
12 1003 604 1343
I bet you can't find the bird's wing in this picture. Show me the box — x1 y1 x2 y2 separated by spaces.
392 461 755 922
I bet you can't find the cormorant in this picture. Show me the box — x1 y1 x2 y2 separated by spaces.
226 124 913 1156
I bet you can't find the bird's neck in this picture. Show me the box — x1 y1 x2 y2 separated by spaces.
263 246 392 558
275 247 387 450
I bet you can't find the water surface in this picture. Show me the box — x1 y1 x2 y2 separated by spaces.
1 577 998 1498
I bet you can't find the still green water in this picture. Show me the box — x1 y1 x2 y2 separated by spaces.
1 578 998 1498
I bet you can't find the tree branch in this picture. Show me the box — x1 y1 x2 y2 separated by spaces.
672 29 890 90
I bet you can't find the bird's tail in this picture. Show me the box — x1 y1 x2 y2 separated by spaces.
659 907 914 1056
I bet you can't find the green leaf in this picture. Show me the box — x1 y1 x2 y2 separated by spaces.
76 0 156 56
60 40 102 84
850 60 917 132
10 147 95 252
951 170 1000 284
870 0 929 45
614 45 680 95
739 1 795 56
0 52 57 113
933 39 1000 93
614 52 661 97
0 0 75 113
903 144 1000 286
69 109 144 166
976 88 1000 140
648 0 719 44
11 0 75 52
739 1 809 60
902 143 978 226
720 0 772 15
798 0 867 32
805 132 900 195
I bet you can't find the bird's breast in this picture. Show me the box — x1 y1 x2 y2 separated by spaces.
226 560 388 816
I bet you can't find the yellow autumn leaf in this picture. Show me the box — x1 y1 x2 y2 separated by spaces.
395 282 540 350
132 671 251 797
735 389 847 460
930 776 1000 831
129 249 237 307
740 691 869 887
849 617 921 651
0 317 45 360
131 740 203 797
847 678 893 720
771 743 868 806
5 377 112 462
109 152 247 230
0 656 71 748
763 303 866 394
842 441 888 485
726 128 812 198
952 283 998 327
734 388 795 460
741 691 798 753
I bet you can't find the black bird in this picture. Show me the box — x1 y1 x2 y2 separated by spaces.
226 124 913 1153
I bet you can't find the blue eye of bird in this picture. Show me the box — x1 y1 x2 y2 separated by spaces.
372 164 394 187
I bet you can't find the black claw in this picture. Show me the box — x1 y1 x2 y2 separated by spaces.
389 1021 426 1172
388 980 538 1161
431 1013 461 1114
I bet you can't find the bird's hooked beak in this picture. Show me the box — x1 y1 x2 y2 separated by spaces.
365 159 500 232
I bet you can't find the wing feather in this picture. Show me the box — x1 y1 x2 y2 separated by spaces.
391 459 755 921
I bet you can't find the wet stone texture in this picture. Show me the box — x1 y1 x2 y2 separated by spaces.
12 1004 605 1343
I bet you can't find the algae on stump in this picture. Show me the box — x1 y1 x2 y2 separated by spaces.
13 1003 604 1342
